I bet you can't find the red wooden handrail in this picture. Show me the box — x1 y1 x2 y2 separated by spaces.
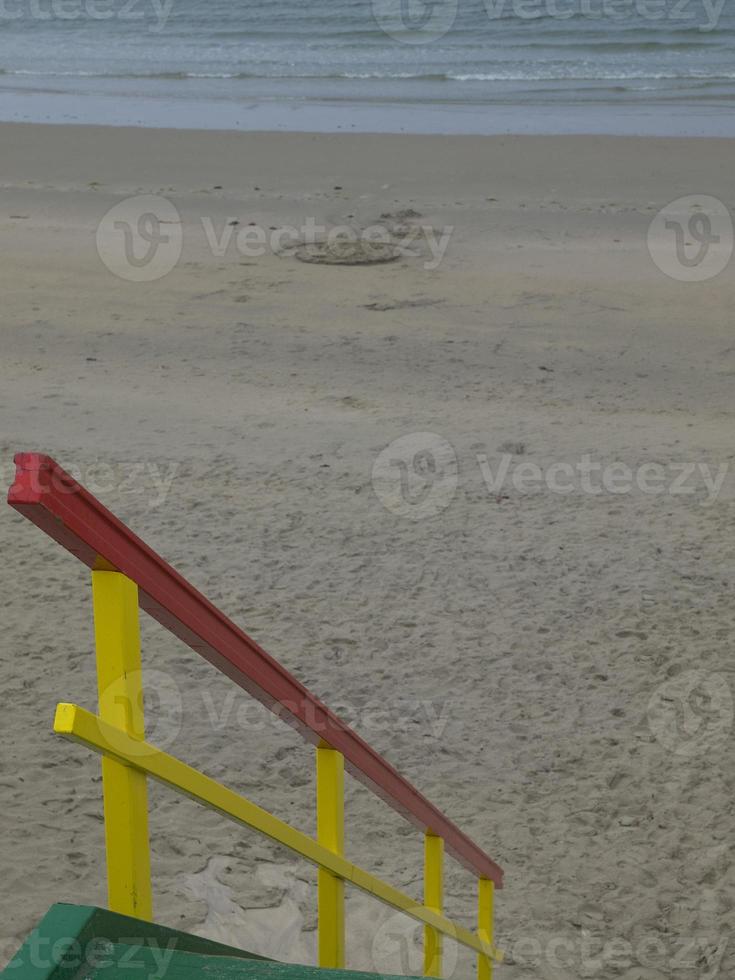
8 452 503 887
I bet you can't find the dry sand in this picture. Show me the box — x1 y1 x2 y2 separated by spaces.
0 124 733 980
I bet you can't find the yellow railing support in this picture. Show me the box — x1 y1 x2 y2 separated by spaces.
424 833 444 977
91 570 153 921
477 877 494 980
316 744 346 969
54 704 502 963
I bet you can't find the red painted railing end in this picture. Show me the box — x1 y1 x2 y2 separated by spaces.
8 452 77 506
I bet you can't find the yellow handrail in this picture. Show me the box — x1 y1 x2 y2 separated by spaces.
54 701 502 967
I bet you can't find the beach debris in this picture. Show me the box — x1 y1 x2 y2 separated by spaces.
380 207 422 220
295 238 400 265
276 207 438 266
498 441 526 455
363 298 442 311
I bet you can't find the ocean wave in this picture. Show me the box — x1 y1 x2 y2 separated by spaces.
3 67 735 84
448 70 735 81
2 68 244 79
515 38 728 50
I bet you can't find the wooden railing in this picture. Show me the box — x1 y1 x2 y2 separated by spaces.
8 452 504 977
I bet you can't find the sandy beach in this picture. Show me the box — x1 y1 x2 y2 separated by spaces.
1 124 733 980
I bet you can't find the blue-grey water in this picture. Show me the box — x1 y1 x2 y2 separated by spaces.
0 0 734 133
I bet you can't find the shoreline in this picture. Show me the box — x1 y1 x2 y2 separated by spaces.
2 86 735 137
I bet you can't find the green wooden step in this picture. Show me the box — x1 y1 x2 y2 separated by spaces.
2 903 268 980
3 905 420 980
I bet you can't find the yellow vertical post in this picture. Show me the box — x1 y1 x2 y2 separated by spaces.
316 743 345 969
477 877 494 980
423 833 444 977
92 570 153 920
